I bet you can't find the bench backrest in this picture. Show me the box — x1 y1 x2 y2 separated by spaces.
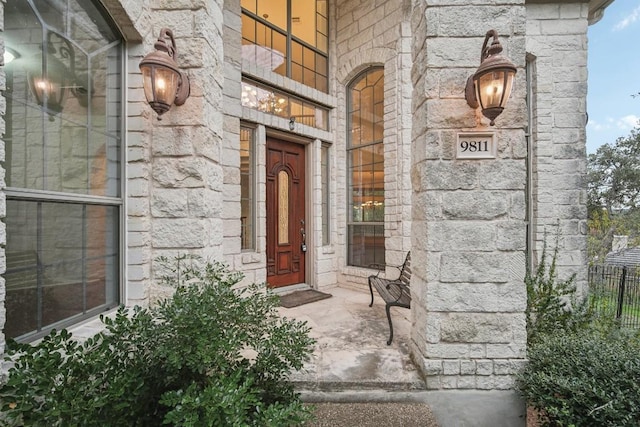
399 251 411 286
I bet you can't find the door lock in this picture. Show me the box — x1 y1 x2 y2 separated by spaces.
300 220 307 252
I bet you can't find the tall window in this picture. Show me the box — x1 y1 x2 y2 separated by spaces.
347 68 385 267
3 0 123 341
321 144 330 245
241 0 328 93
240 126 255 250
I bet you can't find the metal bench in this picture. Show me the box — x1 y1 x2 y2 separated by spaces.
368 252 411 345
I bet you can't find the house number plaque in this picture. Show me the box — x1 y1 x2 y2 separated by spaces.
456 132 496 159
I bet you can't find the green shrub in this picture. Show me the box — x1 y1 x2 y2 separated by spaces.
516 327 640 426
525 240 593 345
0 258 315 426
521 239 640 426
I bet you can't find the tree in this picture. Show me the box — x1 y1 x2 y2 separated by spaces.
587 125 640 263
588 125 640 215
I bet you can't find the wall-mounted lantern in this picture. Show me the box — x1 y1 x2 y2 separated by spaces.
139 28 190 120
3 47 20 65
465 30 517 126
289 116 296 131
26 32 85 118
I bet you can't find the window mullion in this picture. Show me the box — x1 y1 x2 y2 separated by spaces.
286 0 292 78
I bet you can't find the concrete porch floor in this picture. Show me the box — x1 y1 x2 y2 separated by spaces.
277 285 425 392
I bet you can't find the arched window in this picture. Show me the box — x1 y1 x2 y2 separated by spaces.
3 0 124 341
347 68 385 267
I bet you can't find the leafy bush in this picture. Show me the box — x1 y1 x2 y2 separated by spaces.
525 240 593 345
516 327 640 426
520 239 640 425
0 258 315 426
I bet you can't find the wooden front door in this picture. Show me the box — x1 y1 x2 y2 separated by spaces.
266 138 306 288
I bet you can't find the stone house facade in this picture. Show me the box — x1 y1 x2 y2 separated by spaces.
0 0 609 422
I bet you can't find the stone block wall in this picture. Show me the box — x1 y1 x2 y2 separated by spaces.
335 0 413 285
120 0 226 305
410 0 529 390
526 2 589 290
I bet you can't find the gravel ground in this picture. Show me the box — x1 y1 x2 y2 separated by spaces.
305 402 439 427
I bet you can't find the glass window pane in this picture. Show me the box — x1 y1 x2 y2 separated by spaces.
290 99 303 118
278 170 290 245
292 0 317 47
374 102 384 141
316 53 327 76
292 63 303 85
317 0 328 17
242 14 257 44
241 79 328 130
303 46 316 70
272 31 287 75
91 46 123 140
50 120 89 194
241 0 256 14
4 0 123 341
292 40 303 65
303 68 316 88
317 14 328 36
5 103 45 189
5 200 119 340
321 146 330 245
348 225 384 267
316 105 328 129
317 34 328 54
4 200 39 338
257 0 287 31
242 5 328 93
347 68 385 267
240 127 255 250
89 133 121 197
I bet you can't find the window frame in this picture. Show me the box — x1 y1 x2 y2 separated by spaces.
241 0 329 93
240 125 257 251
3 0 125 342
346 67 385 268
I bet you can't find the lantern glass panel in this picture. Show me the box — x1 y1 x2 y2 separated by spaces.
475 69 515 110
154 67 179 105
141 65 154 103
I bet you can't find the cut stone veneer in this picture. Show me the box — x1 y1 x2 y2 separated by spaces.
410 0 529 390
526 2 590 293
126 0 226 306
334 0 414 281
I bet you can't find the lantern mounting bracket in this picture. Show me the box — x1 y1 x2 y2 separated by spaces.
465 29 517 126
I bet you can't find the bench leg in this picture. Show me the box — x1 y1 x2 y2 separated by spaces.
368 278 375 307
385 304 394 345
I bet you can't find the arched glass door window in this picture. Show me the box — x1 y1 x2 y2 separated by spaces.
3 0 123 341
347 68 385 267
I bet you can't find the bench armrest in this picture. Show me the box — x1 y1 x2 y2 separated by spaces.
368 262 402 278
385 280 410 302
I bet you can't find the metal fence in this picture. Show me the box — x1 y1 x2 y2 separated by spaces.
588 265 640 329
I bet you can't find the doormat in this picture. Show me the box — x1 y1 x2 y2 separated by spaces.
279 289 332 308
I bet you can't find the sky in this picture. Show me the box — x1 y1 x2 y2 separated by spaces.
586 0 640 154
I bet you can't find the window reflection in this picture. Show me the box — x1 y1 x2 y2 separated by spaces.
347 68 385 267
241 80 329 130
241 0 328 93
3 0 122 341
